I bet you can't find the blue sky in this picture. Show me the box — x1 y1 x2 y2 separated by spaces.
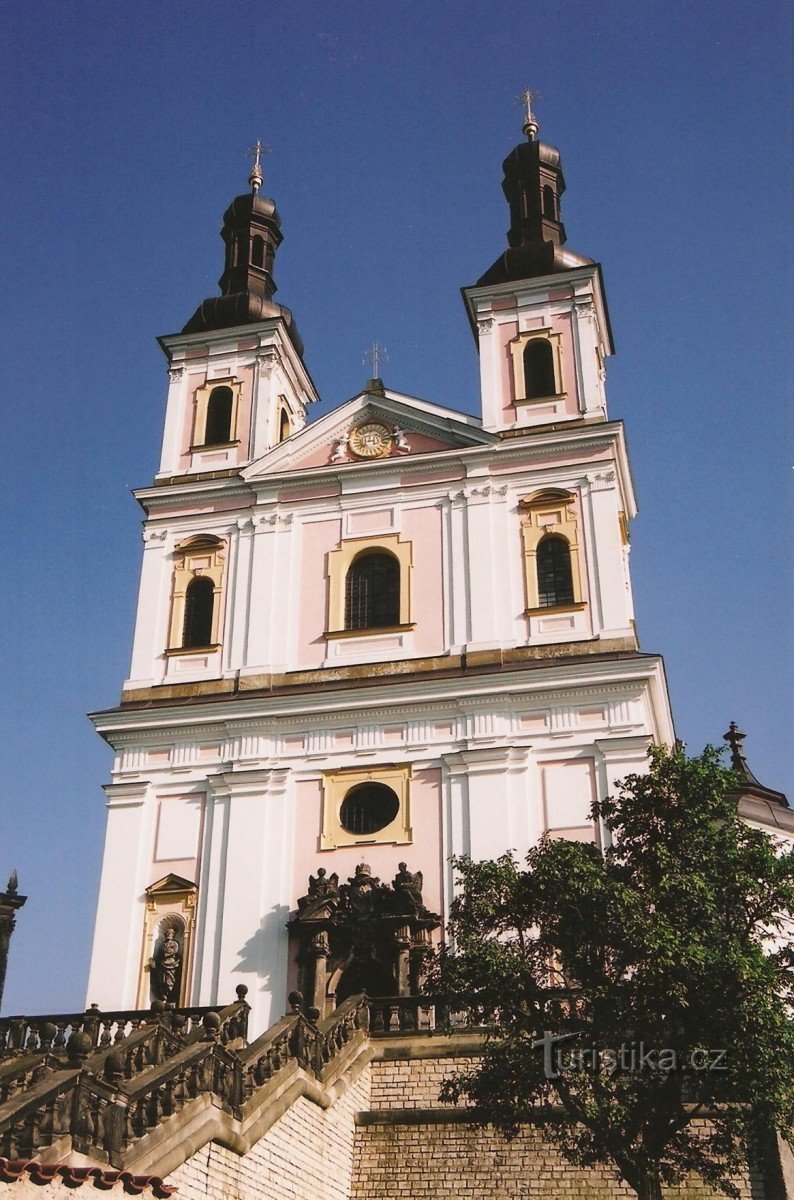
1 1 791 1014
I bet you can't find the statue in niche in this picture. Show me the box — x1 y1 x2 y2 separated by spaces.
392 863 425 912
151 926 182 1003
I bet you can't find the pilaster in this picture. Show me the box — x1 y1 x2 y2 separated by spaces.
86 781 154 1009
202 768 293 1034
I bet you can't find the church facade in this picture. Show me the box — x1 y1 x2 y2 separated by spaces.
86 110 675 1038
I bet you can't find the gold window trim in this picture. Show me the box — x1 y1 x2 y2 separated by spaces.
326 533 412 636
137 874 197 1008
191 377 243 449
509 328 563 403
519 489 584 611
320 764 412 850
167 534 226 650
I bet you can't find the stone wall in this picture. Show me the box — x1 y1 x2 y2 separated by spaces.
353 1057 765 1200
369 1053 476 1109
160 1049 772 1200
350 1119 764 1200
168 1065 370 1200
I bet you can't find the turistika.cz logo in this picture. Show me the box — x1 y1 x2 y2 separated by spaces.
532 1031 728 1080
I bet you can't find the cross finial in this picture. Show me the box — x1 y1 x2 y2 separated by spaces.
518 87 540 140
723 721 750 777
248 139 269 195
363 341 388 379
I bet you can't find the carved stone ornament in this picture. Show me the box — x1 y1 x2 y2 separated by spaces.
330 432 350 463
151 927 182 1003
348 421 393 459
289 862 441 1018
168 368 184 382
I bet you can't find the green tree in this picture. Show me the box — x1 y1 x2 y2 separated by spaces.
434 746 793 1200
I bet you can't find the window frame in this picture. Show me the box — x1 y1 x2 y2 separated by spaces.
166 535 226 654
190 377 243 451
325 533 413 639
344 549 401 631
320 765 412 849
509 328 564 404
519 489 585 614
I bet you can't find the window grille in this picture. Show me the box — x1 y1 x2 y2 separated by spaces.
340 783 400 835
537 535 574 607
344 552 400 630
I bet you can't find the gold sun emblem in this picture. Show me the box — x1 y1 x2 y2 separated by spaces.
348 422 392 459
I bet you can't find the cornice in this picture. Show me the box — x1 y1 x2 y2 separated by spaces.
92 651 668 741
135 420 630 517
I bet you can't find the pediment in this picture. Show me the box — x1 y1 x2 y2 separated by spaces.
243 389 495 480
145 873 197 896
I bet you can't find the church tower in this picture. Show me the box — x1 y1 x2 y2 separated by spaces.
87 114 674 1035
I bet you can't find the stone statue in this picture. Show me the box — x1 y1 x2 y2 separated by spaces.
392 863 425 911
330 432 349 462
392 427 410 452
308 868 339 900
152 928 181 1001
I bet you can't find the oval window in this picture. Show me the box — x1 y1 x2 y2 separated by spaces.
340 783 400 836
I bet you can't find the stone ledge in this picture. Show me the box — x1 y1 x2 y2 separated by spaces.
371 1031 486 1060
115 641 641 708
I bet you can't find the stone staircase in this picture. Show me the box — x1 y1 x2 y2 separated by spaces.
0 997 784 1199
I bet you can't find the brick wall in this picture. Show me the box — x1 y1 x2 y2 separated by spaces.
369 1054 476 1109
168 1065 370 1200
353 1058 765 1200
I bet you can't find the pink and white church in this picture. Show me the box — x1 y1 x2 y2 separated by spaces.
85 111 678 1038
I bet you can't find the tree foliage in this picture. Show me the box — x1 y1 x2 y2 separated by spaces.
433 745 794 1200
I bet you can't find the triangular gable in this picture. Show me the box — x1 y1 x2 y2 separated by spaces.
243 388 496 480
145 874 197 896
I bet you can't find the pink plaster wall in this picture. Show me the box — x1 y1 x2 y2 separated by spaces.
400 465 465 487
402 505 445 656
487 445 611 476
287 767 444 998
554 312 580 416
295 432 458 471
294 503 444 666
290 767 444 914
296 517 343 668
277 482 342 503
178 372 203 471
232 363 254 463
177 366 254 471
498 319 519 423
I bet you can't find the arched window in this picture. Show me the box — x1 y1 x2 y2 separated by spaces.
183 576 215 647
542 185 557 220
536 535 574 608
204 386 233 446
251 235 265 268
523 338 556 400
340 783 400 836
279 408 290 442
345 551 400 630
235 234 247 266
